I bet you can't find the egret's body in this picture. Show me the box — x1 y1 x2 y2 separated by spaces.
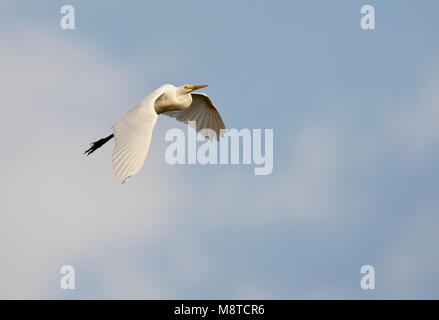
85 84 225 183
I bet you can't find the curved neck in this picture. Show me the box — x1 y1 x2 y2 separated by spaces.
154 90 192 114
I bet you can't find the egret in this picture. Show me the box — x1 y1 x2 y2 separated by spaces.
84 84 226 184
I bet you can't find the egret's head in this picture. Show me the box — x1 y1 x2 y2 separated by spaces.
183 84 208 93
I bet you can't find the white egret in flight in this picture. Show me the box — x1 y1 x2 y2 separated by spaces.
85 84 226 184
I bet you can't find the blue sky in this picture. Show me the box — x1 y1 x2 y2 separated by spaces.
0 0 438 299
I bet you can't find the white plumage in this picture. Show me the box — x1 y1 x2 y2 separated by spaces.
85 84 226 184
163 93 225 140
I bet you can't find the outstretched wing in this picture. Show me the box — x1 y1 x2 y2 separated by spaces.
163 93 226 140
112 104 158 184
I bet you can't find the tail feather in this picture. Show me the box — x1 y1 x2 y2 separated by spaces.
84 133 114 155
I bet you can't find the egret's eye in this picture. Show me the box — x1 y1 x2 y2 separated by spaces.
184 85 192 90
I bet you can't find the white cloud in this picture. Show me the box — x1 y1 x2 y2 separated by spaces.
379 205 439 298
187 111 369 233
383 70 439 162
0 27 186 298
1 21 439 299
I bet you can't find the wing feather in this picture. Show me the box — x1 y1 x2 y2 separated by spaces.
162 93 225 141
112 104 158 183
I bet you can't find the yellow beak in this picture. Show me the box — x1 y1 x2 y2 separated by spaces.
187 84 208 91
